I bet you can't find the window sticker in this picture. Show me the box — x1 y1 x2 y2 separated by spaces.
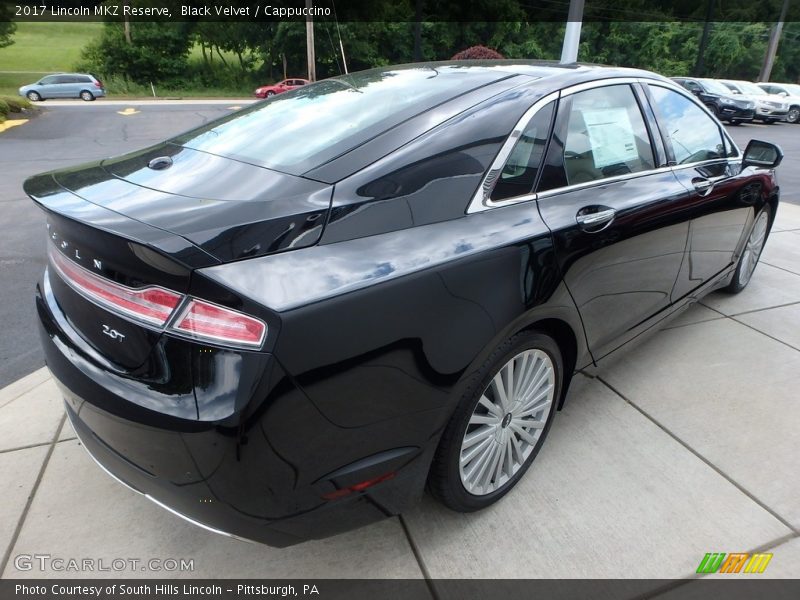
581 108 639 169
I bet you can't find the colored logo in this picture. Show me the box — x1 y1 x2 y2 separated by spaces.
696 552 772 574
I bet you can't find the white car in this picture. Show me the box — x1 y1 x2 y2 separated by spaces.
719 79 789 123
756 82 800 124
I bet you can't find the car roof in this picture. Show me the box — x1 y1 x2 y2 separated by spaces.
301 61 673 183
352 60 671 90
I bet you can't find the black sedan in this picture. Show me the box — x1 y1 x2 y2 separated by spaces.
26 62 781 546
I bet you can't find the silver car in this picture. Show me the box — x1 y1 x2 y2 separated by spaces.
19 73 105 102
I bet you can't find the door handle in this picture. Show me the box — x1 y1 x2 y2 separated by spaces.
576 207 616 230
692 177 715 195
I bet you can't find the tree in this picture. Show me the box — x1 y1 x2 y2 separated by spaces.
0 3 16 49
79 22 193 86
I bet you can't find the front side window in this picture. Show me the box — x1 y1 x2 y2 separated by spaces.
490 101 555 202
562 85 655 185
39 76 58 85
648 85 726 164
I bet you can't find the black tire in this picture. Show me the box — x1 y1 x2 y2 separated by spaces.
26 91 42 102
723 205 771 294
80 90 95 101
266 91 275 98
428 330 563 512
729 120 741 126
786 106 800 124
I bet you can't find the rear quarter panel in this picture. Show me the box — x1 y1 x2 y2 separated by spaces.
199 201 587 432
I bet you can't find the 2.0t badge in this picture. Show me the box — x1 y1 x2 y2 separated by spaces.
101 325 125 341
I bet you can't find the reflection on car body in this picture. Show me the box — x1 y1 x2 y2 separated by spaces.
27 61 782 546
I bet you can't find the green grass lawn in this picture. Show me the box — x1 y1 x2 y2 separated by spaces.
0 22 102 95
0 21 260 98
0 21 102 71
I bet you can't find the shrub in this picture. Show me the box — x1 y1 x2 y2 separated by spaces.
0 98 9 119
0 96 31 113
451 45 506 60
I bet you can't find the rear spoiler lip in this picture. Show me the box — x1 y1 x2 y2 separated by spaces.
24 171 220 270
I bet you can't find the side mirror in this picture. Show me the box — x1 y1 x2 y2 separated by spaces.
690 88 702 96
779 91 788 97
742 140 783 169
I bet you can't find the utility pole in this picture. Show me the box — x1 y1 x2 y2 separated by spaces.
123 0 131 43
759 0 790 82
693 0 715 77
413 0 423 62
560 0 584 64
305 0 316 82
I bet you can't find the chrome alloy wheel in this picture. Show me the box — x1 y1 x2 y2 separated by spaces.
459 349 555 496
738 210 769 287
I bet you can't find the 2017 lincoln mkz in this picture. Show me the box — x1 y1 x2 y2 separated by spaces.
28 62 782 547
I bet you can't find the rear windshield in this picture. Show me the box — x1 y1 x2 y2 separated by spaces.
171 67 508 175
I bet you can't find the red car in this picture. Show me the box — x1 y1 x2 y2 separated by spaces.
254 78 310 98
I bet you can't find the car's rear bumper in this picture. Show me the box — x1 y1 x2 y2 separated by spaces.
36 278 434 547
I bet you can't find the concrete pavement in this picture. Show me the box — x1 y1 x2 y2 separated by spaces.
1 204 799 587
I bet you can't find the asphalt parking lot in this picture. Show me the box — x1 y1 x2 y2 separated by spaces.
0 100 252 386
1 102 799 585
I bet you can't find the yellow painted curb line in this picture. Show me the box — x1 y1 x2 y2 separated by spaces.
0 119 28 133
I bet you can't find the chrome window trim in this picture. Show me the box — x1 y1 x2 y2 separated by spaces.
466 91 559 214
558 76 642 97
467 76 743 214
536 165 675 199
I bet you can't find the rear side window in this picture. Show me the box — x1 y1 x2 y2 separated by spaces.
562 85 655 185
648 86 727 164
490 101 555 202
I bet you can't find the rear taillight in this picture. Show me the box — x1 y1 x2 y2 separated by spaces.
171 299 266 348
49 246 181 326
48 246 267 348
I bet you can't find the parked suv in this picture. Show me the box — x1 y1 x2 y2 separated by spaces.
18 73 105 102
756 82 800 124
718 79 789 124
672 77 754 124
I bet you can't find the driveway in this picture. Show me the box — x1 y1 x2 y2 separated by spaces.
1 204 799 588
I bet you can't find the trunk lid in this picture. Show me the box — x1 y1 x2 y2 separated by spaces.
50 143 333 263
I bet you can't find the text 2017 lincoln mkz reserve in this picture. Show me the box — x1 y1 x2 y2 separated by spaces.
28 62 782 547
